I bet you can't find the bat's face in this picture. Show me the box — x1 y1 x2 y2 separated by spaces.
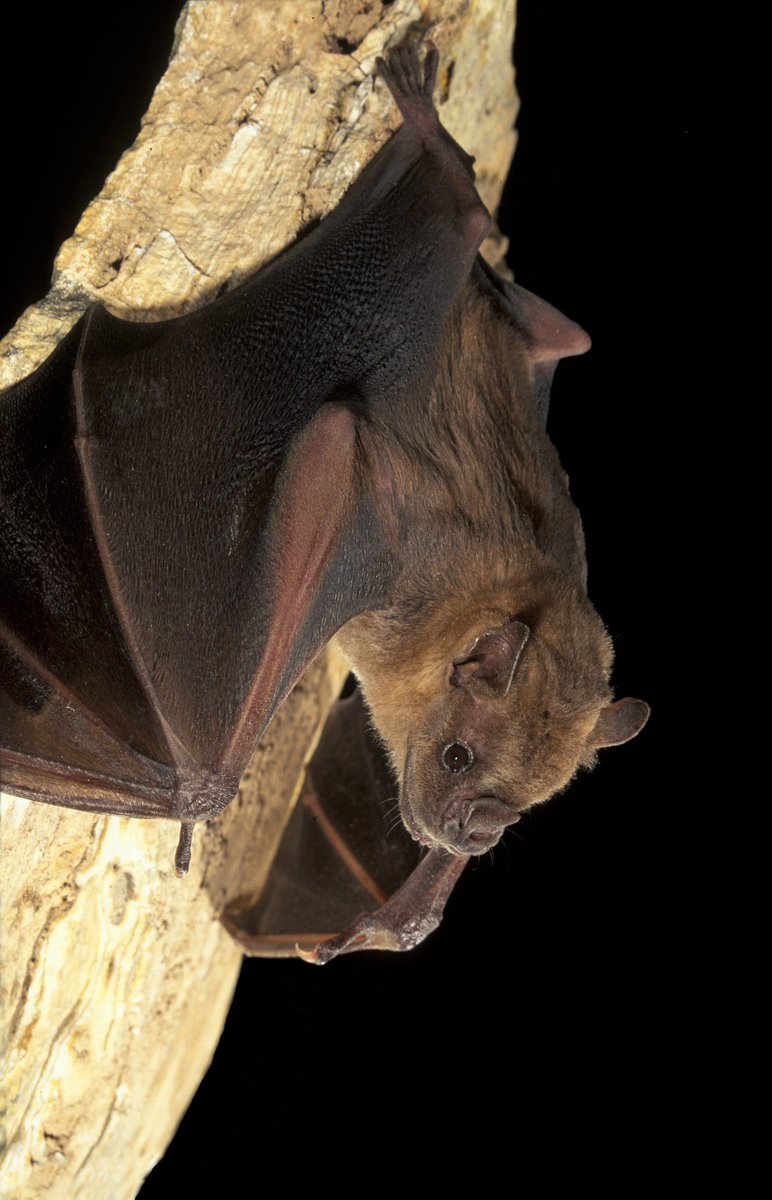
398 618 649 856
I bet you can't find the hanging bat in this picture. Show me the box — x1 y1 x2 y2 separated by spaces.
0 44 648 961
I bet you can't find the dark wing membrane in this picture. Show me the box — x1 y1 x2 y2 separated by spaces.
0 320 178 809
222 687 421 956
222 683 466 963
0 635 175 811
72 305 282 774
71 305 381 784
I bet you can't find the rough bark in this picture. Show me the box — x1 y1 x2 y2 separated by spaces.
0 1 518 1196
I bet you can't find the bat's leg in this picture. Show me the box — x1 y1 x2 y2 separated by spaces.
298 848 469 964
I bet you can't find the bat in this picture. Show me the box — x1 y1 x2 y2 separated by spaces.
0 43 648 961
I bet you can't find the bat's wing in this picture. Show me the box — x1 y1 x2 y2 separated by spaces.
0 310 386 859
1 44 491 870
221 685 466 961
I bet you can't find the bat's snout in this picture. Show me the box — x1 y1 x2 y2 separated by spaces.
401 783 520 855
441 792 520 854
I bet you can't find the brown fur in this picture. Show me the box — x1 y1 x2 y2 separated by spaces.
335 278 643 853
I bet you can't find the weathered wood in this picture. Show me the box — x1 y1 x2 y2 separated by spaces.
0 2 518 1196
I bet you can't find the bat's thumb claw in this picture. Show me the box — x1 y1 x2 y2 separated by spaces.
295 942 322 964
174 822 194 875
298 928 371 965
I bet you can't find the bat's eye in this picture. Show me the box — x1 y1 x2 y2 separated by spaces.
440 741 474 773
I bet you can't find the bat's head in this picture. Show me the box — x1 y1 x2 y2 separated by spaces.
399 612 649 855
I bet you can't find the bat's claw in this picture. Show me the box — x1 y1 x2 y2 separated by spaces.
174 821 194 875
295 942 323 964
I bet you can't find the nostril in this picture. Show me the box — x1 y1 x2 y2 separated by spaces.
442 796 515 845
458 799 472 829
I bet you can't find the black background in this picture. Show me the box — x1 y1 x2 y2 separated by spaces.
1 1 690 1191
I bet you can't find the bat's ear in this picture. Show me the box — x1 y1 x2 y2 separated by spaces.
450 620 530 698
472 257 590 427
500 280 591 364
474 257 591 362
589 698 650 748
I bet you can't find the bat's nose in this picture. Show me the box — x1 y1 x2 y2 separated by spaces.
441 793 519 854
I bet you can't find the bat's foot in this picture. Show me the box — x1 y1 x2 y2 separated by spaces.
377 42 477 182
298 847 469 964
377 42 439 120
